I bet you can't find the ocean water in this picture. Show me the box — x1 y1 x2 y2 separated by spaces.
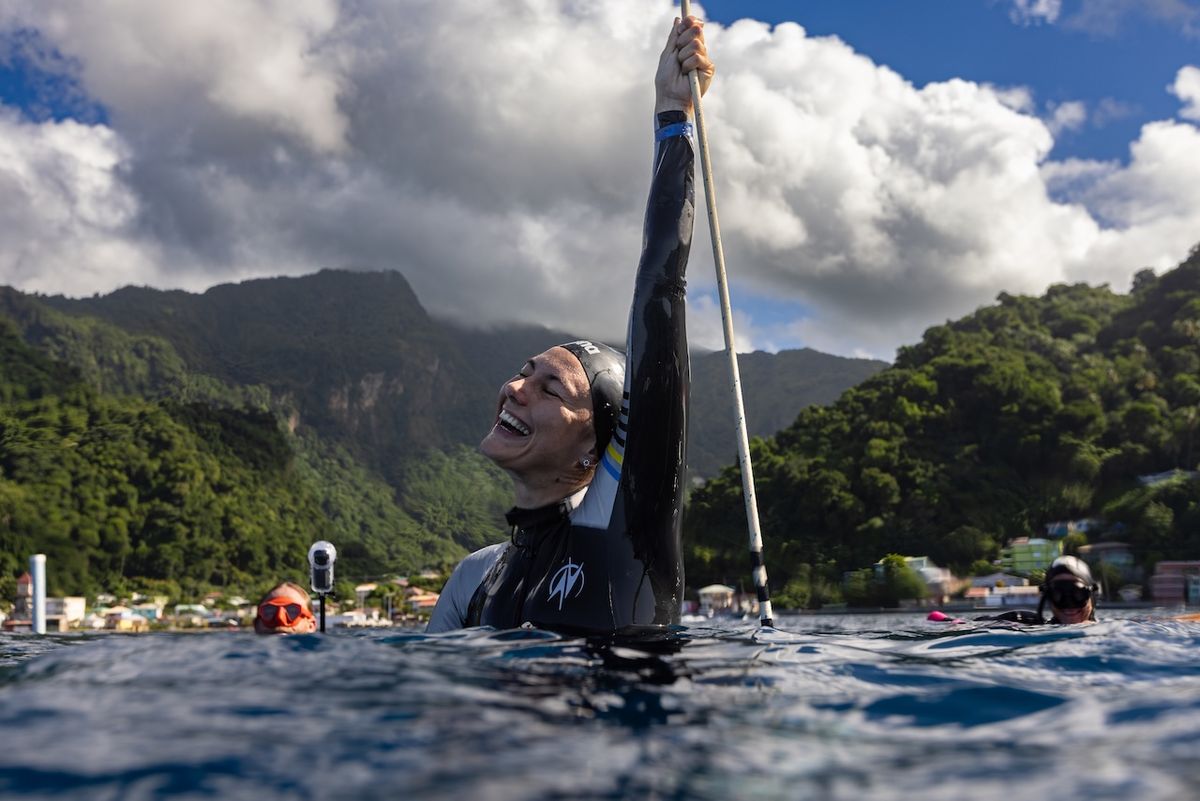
2 610 1200 801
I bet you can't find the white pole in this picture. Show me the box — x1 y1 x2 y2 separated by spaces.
31 554 46 635
679 1 773 626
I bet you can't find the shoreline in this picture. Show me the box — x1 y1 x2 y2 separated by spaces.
775 600 1184 616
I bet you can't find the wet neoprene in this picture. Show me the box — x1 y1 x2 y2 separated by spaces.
435 111 694 637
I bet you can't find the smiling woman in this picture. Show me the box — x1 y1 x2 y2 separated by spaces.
478 344 608 506
426 16 714 637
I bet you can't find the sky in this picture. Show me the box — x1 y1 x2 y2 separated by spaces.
1 1 1198 361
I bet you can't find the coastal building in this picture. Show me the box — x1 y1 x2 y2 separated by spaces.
131 601 165 621
4 574 85 630
1150 561 1200 604
963 586 990 603
46 597 86 626
1000 538 1062 575
906 556 953 599
698 584 735 616
1077 542 1137 587
872 556 954 602
356 583 378 610
405 590 439 615
104 606 150 632
971 573 1029 589
979 585 1043 608
13 571 32 617
172 604 210 627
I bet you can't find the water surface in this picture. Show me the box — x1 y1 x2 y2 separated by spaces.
2 610 1199 800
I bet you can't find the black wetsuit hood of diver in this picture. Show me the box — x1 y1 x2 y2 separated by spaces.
464 110 695 638
558 339 625 460
1037 555 1099 623
977 556 1100 625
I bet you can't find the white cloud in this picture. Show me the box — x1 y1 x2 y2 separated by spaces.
1092 97 1138 126
1171 65 1200 119
1059 120 1200 285
1009 0 1062 25
0 107 162 292
20 0 348 153
1046 100 1088 134
1062 0 1200 39
686 294 773 354
988 85 1036 114
1 1 1199 360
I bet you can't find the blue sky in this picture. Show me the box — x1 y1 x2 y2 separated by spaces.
703 0 1198 165
5 2 1191 163
694 0 1200 355
1 1 1198 359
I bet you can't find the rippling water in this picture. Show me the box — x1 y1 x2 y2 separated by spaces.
3 611 1200 800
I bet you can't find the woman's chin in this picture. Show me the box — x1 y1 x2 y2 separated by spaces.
479 432 521 467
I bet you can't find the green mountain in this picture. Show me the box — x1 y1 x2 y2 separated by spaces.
2 270 880 600
687 348 886 478
0 289 496 601
37 272 492 489
39 270 884 482
685 247 1200 608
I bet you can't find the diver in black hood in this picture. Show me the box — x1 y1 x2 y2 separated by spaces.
1039 555 1100 624
427 16 713 638
982 555 1100 625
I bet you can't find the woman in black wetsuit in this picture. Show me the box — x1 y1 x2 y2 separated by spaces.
427 16 713 637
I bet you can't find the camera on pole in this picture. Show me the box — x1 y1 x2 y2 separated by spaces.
308 541 337 632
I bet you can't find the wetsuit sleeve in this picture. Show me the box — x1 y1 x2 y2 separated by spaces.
573 110 694 612
425 543 507 633
471 115 695 634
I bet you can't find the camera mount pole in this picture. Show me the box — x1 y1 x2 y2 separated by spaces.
679 0 773 627
319 594 326 633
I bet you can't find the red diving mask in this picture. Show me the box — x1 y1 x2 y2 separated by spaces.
257 598 314 629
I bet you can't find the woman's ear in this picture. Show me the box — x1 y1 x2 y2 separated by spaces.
580 445 599 469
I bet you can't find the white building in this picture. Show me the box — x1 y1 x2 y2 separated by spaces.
971 573 1029 589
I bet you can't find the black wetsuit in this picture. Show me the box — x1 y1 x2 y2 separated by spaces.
426 111 694 637
982 609 1098 624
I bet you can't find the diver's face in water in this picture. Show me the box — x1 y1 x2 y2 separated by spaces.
480 347 596 485
253 584 317 635
1048 575 1094 624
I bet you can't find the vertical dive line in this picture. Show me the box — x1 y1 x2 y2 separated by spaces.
678 1 774 627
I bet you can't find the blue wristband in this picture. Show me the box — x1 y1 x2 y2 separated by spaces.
655 121 693 141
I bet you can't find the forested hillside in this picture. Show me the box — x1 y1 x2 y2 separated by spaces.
40 270 883 483
686 247 1200 607
687 348 886 478
38 272 492 488
3 270 879 600
0 313 493 601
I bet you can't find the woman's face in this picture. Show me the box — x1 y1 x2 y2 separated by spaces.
1048 575 1094 624
480 347 596 479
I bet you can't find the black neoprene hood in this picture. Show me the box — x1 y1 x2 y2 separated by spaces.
557 340 625 459
1044 555 1098 589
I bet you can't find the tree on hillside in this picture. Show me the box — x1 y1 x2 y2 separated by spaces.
685 245 1200 592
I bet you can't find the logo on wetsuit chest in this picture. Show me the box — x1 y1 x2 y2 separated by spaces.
548 559 586 610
